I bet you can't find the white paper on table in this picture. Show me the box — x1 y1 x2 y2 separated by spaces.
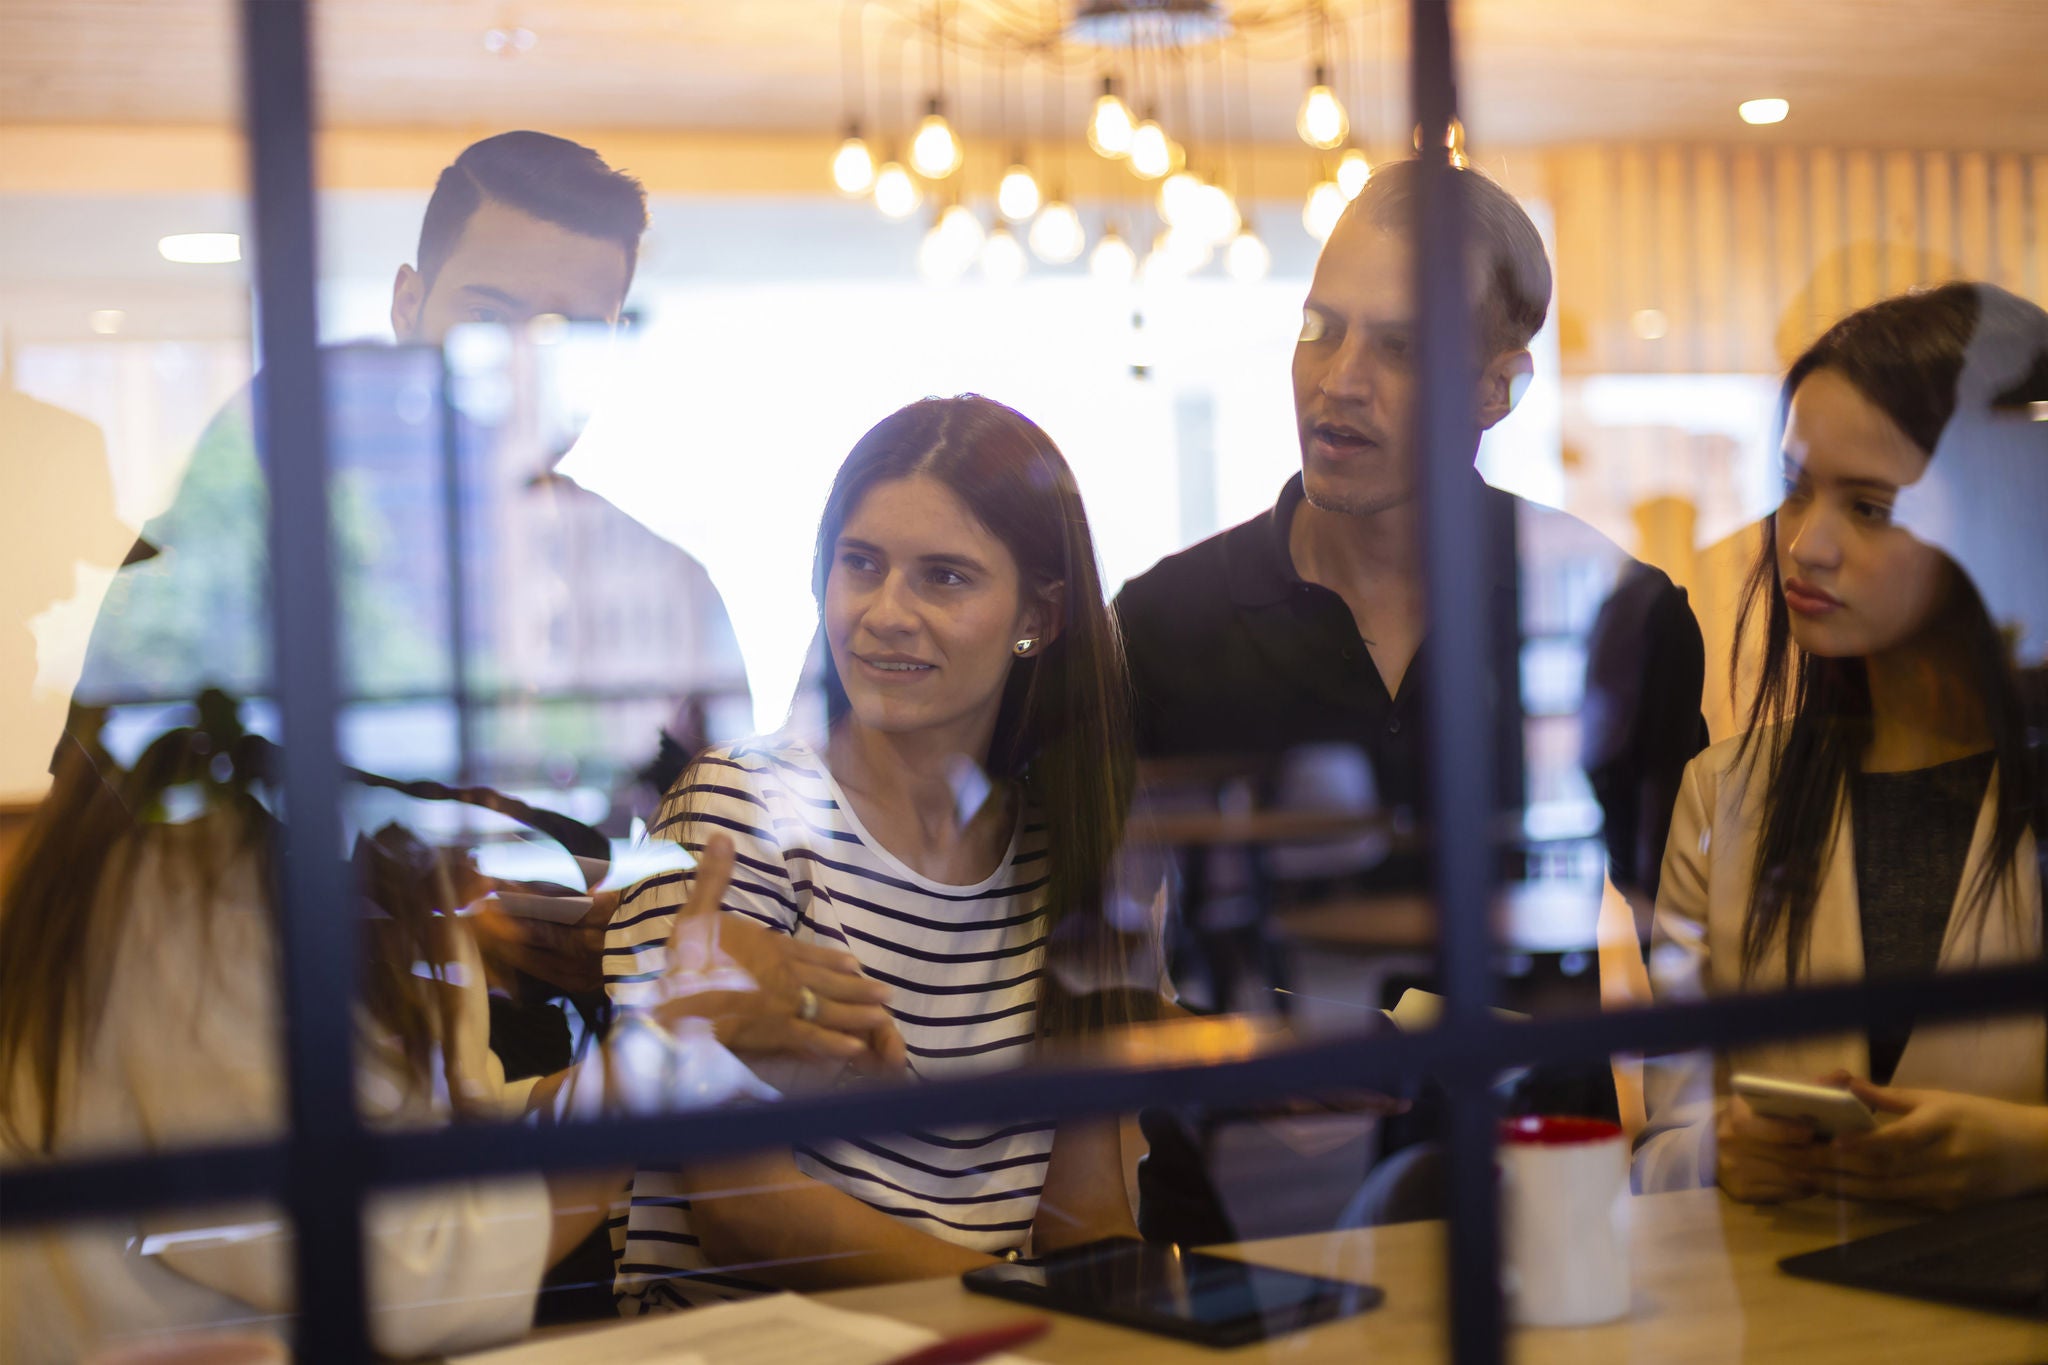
451 1292 1044 1365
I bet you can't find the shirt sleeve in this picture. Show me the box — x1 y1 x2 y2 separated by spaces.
1632 754 1724 1193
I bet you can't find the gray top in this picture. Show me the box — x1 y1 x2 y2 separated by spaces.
1849 751 1996 1084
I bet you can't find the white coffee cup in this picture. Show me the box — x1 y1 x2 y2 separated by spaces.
1499 1114 1632 1327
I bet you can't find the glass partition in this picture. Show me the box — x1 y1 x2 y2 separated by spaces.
3 2 2044 1363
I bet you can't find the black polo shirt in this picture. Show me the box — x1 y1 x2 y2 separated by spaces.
1113 472 1697 893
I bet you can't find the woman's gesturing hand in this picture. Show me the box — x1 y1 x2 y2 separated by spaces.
1716 1093 1821 1203
653 834 908 1073
1801 1077 2048 1211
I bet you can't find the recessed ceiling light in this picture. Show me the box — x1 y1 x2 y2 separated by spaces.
1738 98 1789 126
158 232 241 264
88 309 126 335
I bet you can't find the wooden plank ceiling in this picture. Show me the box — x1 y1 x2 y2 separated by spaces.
0 0 2044 152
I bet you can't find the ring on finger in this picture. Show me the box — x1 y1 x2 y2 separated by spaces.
797 985 820 1023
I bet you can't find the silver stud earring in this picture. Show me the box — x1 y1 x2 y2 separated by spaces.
1012 638 1037 657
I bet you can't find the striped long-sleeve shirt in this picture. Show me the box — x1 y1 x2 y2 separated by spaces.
603 735 1053 1312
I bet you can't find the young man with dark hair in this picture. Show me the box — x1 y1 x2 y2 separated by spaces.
1117 161 1706 1243
394 130 651 342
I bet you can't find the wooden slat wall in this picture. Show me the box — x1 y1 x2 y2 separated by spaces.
1550 146 2048 376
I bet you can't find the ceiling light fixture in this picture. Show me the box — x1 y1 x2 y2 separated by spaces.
1128 118 1174 179
1090 228 1137 286
1225 227 1271 282
1029 201 1086 264
1738 98 1789 126
981 224 1028 283
832 125 877 196
998 163 1042 221
1297 68 1349 149
1337 148 1372 199
873 160 922 219
1303 180 1347 243
911 100 963 179
1088 78 1136 158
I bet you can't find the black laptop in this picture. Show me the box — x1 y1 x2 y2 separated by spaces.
1778 1194 2048 1319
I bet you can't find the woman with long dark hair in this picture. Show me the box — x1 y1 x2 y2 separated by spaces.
0 698 891 1361
604 394 1146 1305
1634 283 2048 1208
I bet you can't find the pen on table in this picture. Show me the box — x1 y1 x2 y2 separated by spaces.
880 1318 1050 1365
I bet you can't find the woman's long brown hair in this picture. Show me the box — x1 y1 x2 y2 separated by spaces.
0 694 466 1152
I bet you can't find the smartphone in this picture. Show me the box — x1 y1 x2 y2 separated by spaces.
962 1237 1381 1347
1731 1073 1877 1137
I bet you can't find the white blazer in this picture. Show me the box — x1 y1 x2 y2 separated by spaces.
1633 732 2045 1193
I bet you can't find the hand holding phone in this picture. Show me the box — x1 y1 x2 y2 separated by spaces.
1731 1073 1878 1138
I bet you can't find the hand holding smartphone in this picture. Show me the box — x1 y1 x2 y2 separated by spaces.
1731 1073 1878 1138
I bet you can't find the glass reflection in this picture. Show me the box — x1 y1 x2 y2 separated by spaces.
3 0 2044 1354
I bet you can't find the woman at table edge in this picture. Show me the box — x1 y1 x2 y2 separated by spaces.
1633 282 2048 1210
0 711 895 1362
604 395 1149 1304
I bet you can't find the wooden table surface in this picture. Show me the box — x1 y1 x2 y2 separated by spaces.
811 1189 2048 1363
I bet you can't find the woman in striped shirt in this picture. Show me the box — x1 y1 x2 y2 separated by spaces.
607 394 1148 1306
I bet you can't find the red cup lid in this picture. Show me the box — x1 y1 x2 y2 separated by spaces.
1499 1114 1624 1146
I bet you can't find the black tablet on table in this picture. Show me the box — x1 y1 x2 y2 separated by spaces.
961 1236 1383 1348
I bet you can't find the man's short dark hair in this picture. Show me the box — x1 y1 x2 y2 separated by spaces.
415 131 649 291
1342 159 1552 355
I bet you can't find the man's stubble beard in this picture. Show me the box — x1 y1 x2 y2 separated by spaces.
1300 466 1418 521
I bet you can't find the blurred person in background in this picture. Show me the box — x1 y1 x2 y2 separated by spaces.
1634 283 2048 1209
605 396 1157 1307
1115 160 1708 1243
76 130 745 745
62 129 750 1070
0 691 897 1362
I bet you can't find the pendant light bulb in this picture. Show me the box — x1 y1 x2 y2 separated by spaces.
1157 170 1204 228
1303 179 1347 242
833 129 876 197
919 218 971 282
911 101 963 179
1186 182 1241 246
874 160 922 219
1296 70 1349 150
1225 227 1271 282
1089 80 1135 159
981 224 1028 284
920 206 982 283
1090 228 1137 286
1143 227 1212 283
936 202 985 256
1337 148 1372 200
997 164 1042 221
1128 119 1173 180
1029 200 1086 264
1162 226 1214 275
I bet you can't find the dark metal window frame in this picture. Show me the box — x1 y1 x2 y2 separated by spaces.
4 5 2045 1364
